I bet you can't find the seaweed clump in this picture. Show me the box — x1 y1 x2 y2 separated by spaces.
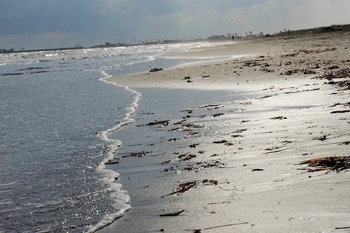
299 156 350 173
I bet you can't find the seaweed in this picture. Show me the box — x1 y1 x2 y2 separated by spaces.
299 156 350 173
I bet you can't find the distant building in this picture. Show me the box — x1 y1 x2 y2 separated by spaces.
207 34 232 41
163 39 182 44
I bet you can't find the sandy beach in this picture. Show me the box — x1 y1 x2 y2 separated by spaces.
102 30 350 232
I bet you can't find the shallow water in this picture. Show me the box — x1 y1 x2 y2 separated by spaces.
0 69 133 232
0 41 233 232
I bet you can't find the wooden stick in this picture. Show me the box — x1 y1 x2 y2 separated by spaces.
159 209 185 217
187 222 249 232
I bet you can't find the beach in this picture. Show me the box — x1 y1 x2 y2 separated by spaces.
102 31 350 232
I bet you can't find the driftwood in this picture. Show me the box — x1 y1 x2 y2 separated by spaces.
201 104 221 110
299 156 350 173
161 179 219 198
146 119 170 126
213 140 228 144
335 226 350 230
178 153 197 161
174 119 187 125
213 140 233 146
162 179 219 198
168 127 181 132
159 209 185 217
257 94 278 99
330 110 350 114
212 113 224 118
188 222 249 232
329 102 350 108
162 181 197 197
270 116 287 120
122 151 150 158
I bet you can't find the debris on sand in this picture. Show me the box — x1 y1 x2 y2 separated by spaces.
252 168 264 172
201 104 222 110
212 113 225 118
122 151 151 158
213 140 229 144
270 116 287 120
329 102 350 108
257 94 278 99
213 140 233 146
181 161 225 172
146 119 170 126
232 129 247 134
178 153 197 161
162 181 197 197
159 209 185 217
330 110 350 114
202 179 218 185
188 222 249 232
150 67 163 72
280 69 317 76
162 179 219 198
316 68 350 80
312 135 327 141
299 156 350 173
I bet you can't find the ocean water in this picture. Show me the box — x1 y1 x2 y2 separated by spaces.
0 42 231 232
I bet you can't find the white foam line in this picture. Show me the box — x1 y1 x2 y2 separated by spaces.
87 70 141 232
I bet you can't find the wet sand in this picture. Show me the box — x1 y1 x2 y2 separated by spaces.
102 31 350 232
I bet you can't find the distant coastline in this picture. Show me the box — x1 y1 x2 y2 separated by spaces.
1 23 350 54
0 46 85 54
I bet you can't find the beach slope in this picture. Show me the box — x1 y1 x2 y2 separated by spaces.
103 30 350 232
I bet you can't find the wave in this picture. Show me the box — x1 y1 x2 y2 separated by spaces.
87 70 141 232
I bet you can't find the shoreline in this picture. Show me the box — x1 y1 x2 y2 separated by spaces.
102 32 350 232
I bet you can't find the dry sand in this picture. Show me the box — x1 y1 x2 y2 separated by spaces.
103 31 350 232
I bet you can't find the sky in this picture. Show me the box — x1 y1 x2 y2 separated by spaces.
1 0 349 50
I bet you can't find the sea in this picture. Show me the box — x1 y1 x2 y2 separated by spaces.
0 41 232 232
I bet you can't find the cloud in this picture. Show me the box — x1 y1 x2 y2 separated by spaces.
286 0 350 29
0 0 349 49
